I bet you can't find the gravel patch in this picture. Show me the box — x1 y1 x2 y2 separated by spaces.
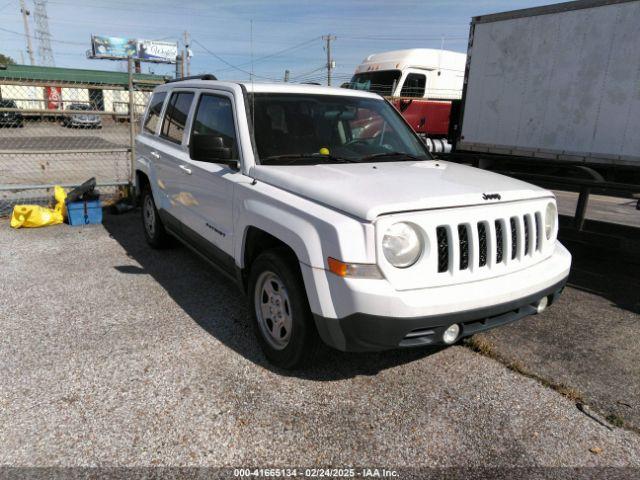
1 213 639 467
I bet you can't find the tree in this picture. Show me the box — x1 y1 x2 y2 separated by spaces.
0 53 16 65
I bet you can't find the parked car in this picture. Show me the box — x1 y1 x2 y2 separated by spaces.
0 99 24 128
62 103 102 128
135 77 572 369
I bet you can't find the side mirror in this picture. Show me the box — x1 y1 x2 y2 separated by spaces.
190 134 235 167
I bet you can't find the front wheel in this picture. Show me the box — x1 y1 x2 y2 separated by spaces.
248 249 319 369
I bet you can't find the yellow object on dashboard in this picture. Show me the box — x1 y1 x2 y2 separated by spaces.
319 147 330 155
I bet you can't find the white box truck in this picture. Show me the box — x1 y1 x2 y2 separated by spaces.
453 0 640 184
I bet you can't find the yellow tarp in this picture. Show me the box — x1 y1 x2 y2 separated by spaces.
10 186 67 229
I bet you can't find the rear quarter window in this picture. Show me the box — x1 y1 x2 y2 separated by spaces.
144 92 167 134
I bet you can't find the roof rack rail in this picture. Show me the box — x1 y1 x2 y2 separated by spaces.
166 74 217 83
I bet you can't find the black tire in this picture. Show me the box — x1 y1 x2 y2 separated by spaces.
248 249 319 369
141 186 172 248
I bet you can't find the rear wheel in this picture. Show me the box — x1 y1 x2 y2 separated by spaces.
141 186 172 248
248 249 319 369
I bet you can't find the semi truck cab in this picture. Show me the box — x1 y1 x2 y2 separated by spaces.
348 49 466 146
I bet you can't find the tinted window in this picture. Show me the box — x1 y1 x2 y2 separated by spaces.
161 92 194 143
400 73 426 98
348 70 401 96
191 94 237 158
144 92 166 134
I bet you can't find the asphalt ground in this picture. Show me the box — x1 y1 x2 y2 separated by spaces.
467 239 640 431
554 190 640 229
1 212 640 472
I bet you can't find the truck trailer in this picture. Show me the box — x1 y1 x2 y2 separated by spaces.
450 0 640 186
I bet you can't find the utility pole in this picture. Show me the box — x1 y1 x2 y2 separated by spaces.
19 0 35 65
175 53 182 79
183 31 190 76
322 34 336 86
283 69 290 82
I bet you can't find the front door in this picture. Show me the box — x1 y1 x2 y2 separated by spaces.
179 91 239 259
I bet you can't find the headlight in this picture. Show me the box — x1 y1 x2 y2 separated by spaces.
545 202 557 240
382 222 422 268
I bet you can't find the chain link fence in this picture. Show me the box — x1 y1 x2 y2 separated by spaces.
0 72 163 216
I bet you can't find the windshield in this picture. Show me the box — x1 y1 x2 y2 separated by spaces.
348 70 401 96
250 93 430 165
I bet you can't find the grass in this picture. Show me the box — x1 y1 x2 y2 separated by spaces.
606 414 625 428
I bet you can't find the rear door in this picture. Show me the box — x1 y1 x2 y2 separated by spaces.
137 90 170 203
155 90 196 226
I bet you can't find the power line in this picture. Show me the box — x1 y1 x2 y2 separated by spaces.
0 25 85 46
217 36 321 73
290 65 327 81
191 38 279 81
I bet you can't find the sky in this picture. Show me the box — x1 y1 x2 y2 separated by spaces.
0 0 556 82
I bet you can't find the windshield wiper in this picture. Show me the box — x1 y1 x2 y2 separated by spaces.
359 151 426 163
260 154 357 165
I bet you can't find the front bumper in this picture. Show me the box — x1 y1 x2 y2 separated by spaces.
307 242 571 352
314 278 566 351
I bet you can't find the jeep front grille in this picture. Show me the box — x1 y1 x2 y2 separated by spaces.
435 211 543 274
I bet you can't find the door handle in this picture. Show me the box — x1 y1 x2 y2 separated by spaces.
150 151 160 159
179 164 192 175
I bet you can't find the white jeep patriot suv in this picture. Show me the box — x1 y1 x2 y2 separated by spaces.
135 76 571 369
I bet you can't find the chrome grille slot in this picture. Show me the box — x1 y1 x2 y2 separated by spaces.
523 215 530 255
436 226 449 273
458 224 469 270
510 217 518 260
495 219 504 264
477 222 488 267
535 212 542 251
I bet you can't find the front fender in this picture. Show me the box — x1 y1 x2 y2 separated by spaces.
234 182 375 318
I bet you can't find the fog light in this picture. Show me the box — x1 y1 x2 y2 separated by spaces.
535 296 549 314
442 324 460 344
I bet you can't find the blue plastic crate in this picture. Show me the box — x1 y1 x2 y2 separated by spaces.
66 199 102 226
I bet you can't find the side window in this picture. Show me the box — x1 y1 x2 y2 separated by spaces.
143 92 166 134
400 73 426 98
191 94 238 158
161 91 194 144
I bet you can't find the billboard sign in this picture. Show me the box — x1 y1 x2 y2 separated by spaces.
91 35 178 63
137 40 178 63
91 35 137 59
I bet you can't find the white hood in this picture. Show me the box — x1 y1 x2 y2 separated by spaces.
251 161 551 221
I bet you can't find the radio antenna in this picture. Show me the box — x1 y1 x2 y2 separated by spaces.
250 19 255 129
